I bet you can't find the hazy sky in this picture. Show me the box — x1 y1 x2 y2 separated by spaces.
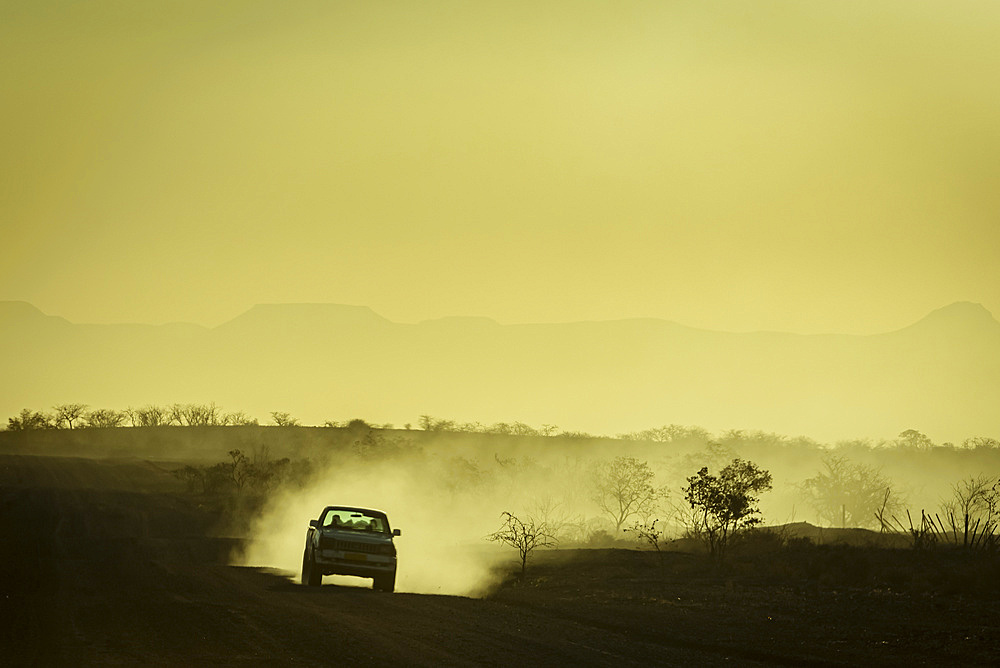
3 1 999 334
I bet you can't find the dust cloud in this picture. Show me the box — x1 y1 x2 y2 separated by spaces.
236 439 573 597
231 426 1000 596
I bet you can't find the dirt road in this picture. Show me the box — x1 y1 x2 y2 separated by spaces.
0 455 761 666
3 454 999 666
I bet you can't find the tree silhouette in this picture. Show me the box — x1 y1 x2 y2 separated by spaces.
942 474 999 548
7 408 54 430
270 411 299 427
85 409 126 428
123 405 170 427
487 512 556 579
684 458 772 558
801 455 898 528
53 404 88 429
593 456 664 533
897 429 933 450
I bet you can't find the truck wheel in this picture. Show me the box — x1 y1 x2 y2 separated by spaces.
373 572 396 593
301 548 321 587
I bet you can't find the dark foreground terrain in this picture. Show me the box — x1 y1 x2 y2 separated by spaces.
2 454 999 666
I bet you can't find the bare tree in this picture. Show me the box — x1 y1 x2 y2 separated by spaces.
190 402 224 426
84 408 126 428
593 456 664 533
229 449 251 492
168 402 225 426
874 486 897 533
129 405 169 427
487 512 556 579
168 403 187 426
942 474 999 548
53 404 88 429
224 411 258 426
527 496 581 544
419 415 455 431
270 411 299 427
626 519 668 574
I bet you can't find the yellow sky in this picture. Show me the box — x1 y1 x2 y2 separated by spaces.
3 1 999 334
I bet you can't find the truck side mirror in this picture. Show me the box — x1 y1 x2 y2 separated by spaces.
309 519 319 528
393 529 401 537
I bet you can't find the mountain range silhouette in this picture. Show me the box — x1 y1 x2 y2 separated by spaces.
2 301 997 443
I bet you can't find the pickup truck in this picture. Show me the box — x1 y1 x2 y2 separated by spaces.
301 506 401 592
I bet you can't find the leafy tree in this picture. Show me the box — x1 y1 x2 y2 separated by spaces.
683 458 772 558
593 456 665 533
486 512 556 579
556 430 595 439
678 441 736 480
347 418 372 431
896 429 933 450
53 403 89 429
173 465 205 493
7 408 54 431
963 436 1000 450
800 455 898 528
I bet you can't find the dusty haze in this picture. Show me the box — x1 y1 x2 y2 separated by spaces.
4 3 1000 661
3 300 999 444
2 1 999 335
229 428 1000 596
5 2 998 442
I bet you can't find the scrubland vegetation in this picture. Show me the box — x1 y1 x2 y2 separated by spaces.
5 402 999 588
5 405 1000 665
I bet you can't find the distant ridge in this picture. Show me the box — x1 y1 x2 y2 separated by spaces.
902 301 999 331
418 316 501 327
2 299 997 336
213 303 390 332
1 300 997 443
0 301 70 325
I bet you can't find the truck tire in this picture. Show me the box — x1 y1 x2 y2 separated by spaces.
373 571 396 593
301 548 321 587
